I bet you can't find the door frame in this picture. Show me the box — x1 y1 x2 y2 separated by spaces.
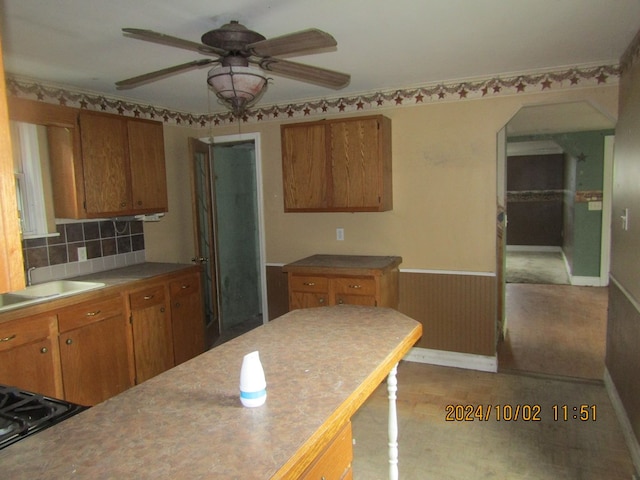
189 137 220 346
201 132 268 325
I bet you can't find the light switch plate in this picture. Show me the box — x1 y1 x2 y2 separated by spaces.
336 228 344 241
77 246 87 262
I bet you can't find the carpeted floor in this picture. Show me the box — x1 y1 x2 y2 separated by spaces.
506 250 570 285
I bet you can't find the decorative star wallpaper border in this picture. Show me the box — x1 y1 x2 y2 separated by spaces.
5 63 621 127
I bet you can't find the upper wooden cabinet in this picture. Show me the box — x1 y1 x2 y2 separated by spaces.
70 111 168 217
281 115 392 212
7 98 168 219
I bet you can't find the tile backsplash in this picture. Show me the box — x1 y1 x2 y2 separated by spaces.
23 219 145 285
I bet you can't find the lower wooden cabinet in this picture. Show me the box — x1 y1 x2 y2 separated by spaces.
283 255 402 311
0 314 62 398
129 284 174 384
58 294 133 406
169 272 206 365
301 421 353 480
0 266 206 404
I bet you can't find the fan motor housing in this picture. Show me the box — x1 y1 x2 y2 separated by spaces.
201 20 265 54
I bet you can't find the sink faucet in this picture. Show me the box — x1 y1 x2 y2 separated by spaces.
27 267 36 286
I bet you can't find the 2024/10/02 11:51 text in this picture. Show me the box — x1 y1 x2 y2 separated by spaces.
445 404 597 422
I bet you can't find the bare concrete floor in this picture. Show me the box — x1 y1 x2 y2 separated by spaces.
352 282 635 479
352 361 635 479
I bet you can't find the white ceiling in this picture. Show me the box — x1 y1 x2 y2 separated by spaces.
2 0 640 115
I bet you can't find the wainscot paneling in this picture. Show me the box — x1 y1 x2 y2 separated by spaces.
266 265 289 321
397 271 497 356
606 278 640 442
266 266 497 357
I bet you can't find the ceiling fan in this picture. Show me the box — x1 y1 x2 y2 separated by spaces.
116 20 351 114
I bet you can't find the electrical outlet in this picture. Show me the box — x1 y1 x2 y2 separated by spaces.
336 228 344 241
77 246 87 262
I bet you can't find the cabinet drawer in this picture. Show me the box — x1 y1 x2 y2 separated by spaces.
129 285 166 309
58 294 124 333
332 277 376 296
301 421 352 480
169 273 201 299
289 275 329 293
0 315 57 352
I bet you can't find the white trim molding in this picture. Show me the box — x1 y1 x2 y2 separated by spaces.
404 347 498 373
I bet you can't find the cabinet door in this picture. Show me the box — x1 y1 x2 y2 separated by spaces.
130 285 174 384
170 273 206 365
0 337 60 398
288 275 329 309
0 314 61 397
127 120 168 212
332 276 377 307
281 123 328 210
329 117 383 209
300 421 352 480
58 296 133 405
79 111 132 215
290 291 329 309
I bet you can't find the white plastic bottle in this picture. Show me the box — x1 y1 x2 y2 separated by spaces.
239 351 267 407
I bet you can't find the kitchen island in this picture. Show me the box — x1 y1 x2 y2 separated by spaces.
0 305 421 479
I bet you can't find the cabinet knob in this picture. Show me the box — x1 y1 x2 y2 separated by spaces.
85 310 101 317
181 284 190 290
338 298 344 305
348 284 362 289
144 294 155 300
66 338 73 345
120 202 127 208
319 298 325 304
40 347 48 354
0 334 16 343
137 200 143 206
175 302 181 308
160 307 165 313
303 282 315 286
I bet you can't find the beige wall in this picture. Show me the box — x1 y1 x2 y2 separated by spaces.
611 56 640 299
152 85 617 273
606 31 640 465
143 124 201 264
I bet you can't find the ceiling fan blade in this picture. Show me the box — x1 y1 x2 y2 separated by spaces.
116 59 216 89
259 58 350 89
122 28 224 56
249 29 337 57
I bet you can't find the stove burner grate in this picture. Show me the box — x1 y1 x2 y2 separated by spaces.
0 385 88 450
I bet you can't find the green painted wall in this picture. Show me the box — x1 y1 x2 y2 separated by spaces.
509 129 613 278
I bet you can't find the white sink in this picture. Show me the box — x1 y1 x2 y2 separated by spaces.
0 281 105 313
14 280 106 298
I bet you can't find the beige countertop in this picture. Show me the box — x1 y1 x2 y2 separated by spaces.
0 263 198 323
72 262 197 286
0 305 422 479
283 254 402 276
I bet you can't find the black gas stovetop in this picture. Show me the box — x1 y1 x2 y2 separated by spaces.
0 385 88 450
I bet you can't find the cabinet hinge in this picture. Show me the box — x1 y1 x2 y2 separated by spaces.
129 314 133 324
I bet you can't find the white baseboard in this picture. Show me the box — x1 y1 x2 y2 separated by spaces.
506 245 562 252
404 347 497 373
604 367 640 474
570 275 604 287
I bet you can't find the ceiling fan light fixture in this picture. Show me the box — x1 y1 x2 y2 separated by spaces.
207 65 268 115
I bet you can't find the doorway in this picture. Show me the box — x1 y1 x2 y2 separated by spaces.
496 101 615 379
190 133 267 348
